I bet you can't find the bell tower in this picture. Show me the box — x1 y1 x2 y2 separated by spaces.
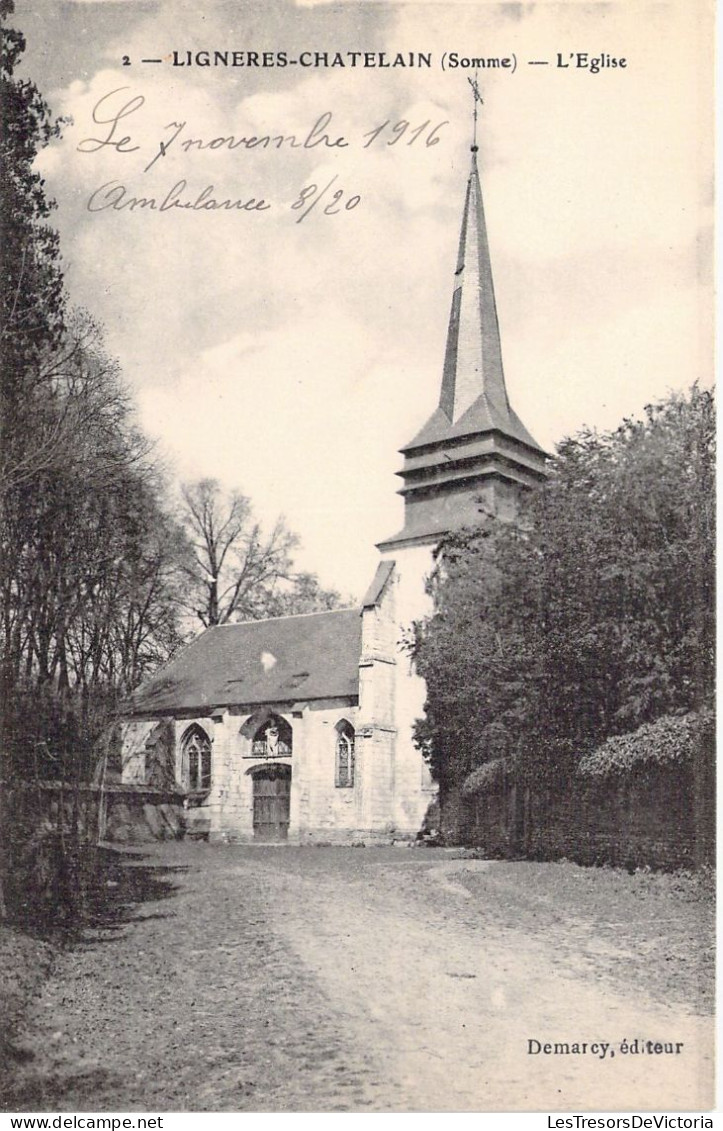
378 83 547 554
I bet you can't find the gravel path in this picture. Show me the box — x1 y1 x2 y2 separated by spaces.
1 845 714 1112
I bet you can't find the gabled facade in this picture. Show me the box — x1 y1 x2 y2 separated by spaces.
120 593 434 842
118 127 545 844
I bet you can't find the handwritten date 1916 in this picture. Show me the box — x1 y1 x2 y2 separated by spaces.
77 88 447 164
362 119 448 148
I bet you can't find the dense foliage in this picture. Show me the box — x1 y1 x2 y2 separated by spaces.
578 709 714 780
0 5 189 777
461 758 508 798
0 1 64 411
413 387 715 794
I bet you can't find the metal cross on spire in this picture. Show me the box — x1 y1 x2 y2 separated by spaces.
468 73 483 152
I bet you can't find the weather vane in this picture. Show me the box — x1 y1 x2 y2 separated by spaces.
468 72 483 152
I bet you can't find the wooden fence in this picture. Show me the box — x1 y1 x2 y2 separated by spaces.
442 758 714 870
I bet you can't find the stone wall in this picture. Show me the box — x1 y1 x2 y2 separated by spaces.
1 781 185 849
121 699 397 842
102 786 185 844
189 700 363 842
373 545 439 836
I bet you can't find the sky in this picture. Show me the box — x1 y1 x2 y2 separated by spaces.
13 0 714 599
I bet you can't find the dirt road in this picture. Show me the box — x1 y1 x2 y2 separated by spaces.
1 845 714 1112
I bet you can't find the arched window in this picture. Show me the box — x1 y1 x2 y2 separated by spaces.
335 720 355 788
181 725 212 792
252 714 292 758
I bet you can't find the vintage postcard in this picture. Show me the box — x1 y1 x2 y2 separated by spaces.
0 0 715 1116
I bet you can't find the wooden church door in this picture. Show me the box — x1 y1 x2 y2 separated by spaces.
252 765 291 841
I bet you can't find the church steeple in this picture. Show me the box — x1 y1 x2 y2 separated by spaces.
378 94 548 553
439 147 512 428
439 77 506 425
422 145 542 451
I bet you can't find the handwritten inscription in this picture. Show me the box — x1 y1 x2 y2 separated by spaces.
77 88 448 164
77 89 448 221
144 109 350 172
87 180 271 213
77 89 143 154
85 179 360 221
291 178 360 222
362 119 445 148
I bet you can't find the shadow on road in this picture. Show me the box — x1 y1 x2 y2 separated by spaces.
79 846 189 934
4 840 190 943
1 1065 120 1114
0 847 190 1111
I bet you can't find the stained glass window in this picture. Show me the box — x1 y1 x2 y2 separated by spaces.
335 720 355 788
181 726 212 792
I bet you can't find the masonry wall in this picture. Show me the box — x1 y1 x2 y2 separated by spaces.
119 719 156 783
294 702 358 840
374 545 439 837
357 588 397 836
121 699 396 843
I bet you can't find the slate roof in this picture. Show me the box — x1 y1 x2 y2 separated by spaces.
401 150 545 459
127 608 362 716
361 560 395 607
402 399 545 455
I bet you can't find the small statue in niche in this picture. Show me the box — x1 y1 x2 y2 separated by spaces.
265 723 279 757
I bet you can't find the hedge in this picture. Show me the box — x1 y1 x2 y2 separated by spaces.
577 710 713 780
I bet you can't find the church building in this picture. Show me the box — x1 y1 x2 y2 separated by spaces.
118 125 548 844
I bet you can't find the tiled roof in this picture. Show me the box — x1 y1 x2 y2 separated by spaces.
127 608 362 715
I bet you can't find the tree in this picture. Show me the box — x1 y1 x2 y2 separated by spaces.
262 570 348 618
1 0 66 477
0 8 189 928
1 313 188 778
177 479 346 628
413 386 715 794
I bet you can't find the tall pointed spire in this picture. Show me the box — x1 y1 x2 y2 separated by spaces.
409 80 543 452
377 90 548 553
440 75 508 425
438 147 508 426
